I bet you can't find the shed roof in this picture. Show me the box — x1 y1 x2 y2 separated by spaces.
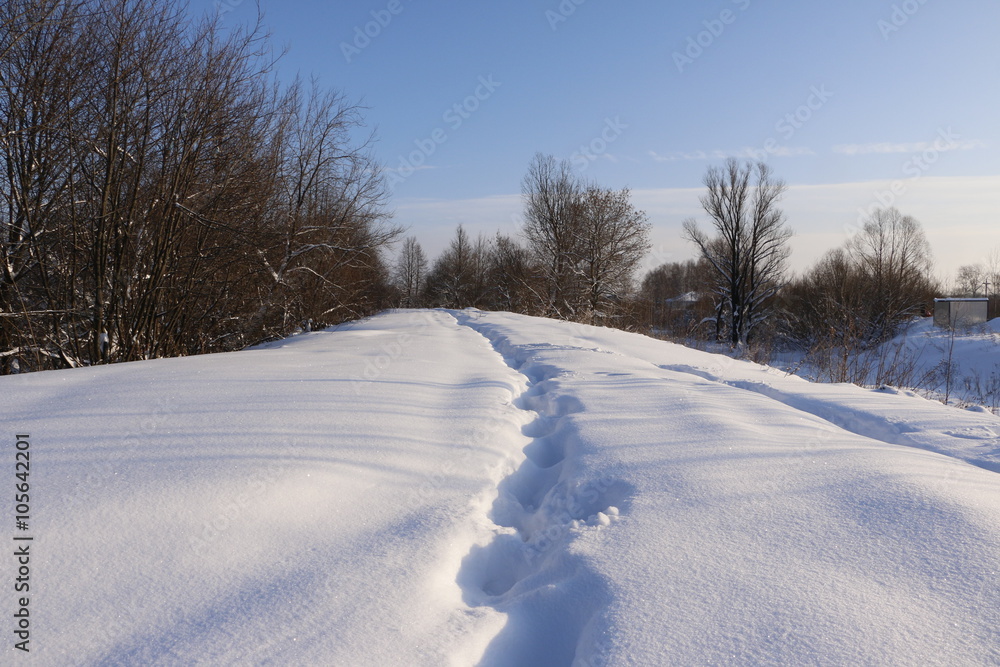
934 297 988 303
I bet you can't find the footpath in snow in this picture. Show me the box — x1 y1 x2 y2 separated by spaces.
1 309 999 665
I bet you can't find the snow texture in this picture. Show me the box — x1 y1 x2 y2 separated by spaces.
2 309 999 665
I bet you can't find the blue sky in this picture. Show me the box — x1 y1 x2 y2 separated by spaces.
215 0 1000 280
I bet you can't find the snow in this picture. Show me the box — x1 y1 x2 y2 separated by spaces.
890 318 1000 400
2 309 999 665
785 316 1000 411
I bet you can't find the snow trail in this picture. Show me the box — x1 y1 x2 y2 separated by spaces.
454 311 624 666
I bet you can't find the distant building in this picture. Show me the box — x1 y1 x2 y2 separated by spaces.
933 298 988 328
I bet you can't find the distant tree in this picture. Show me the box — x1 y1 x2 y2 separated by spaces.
487 233 539 314
783 248 867 346
640 258 714 336
985 248 1000 320
426 225 487 308
783 210 938 384
986 248 1000 292
683 158 792 347
394 237 428 307
520 153 584 318
576 186 651 323
954 264 986 297
520 155 651 322
846 207 933 340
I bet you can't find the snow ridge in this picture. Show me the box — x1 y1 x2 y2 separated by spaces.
454 311 623 667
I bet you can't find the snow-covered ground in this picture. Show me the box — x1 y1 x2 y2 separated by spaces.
781 317 1000 411
3 309 999 665
887 318 1000 406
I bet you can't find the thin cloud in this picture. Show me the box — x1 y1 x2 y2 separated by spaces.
650 146 814 162
834 139 985 155
649 149 727 162
384 164 439 174
764 146 816 158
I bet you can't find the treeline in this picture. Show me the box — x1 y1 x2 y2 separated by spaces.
388 156 950 380
388 153 652 326
1 0 398 374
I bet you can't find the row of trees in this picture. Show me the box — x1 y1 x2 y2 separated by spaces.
953 254 1000 321
388 155 944 366
388 153 652 326
1 0 398 373
1 3 653 376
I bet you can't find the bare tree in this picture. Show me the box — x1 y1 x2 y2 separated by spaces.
251 78 398 338
639 258 714 336
0 0 397 374
0 0 93 371
394 236 427 307
425 225 489 309
985 247 1000 320
784 211 937 386
576 186 651 323
955 264 986 297
985 247 1000 291
488 233 540 314
683 158 792 348
847 207 933 340
521 153 584 318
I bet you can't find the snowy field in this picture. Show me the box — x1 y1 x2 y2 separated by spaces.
2 309 1000 665
780 317 1000 411
884 318 1000 407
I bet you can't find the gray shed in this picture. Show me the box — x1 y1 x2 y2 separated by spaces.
933 298 988 328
